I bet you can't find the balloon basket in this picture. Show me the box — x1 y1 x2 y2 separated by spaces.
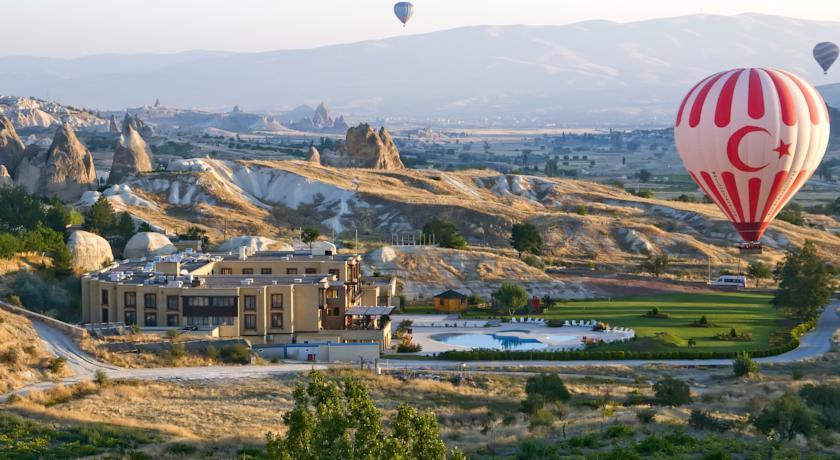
738 243 762 255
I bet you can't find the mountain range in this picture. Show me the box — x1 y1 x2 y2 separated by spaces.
1 13 839 125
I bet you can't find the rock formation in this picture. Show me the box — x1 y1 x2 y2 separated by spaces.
217 236 293 253
324 123 404 170
108 115 119 133
307 145 321 164
67 230 114 273
288 102 349 132
107 120 154 185
0 115 25 174
123 232 177 259
0 165 12 187
122 114 155 138
14 124 96 202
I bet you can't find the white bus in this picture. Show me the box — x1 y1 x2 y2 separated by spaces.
711 275 747 289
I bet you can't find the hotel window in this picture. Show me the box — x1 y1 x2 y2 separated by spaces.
167 295 179 311
167 314 179 327
261 268 273 275
244 314 257 330
242 268 254 275
286 268 297 275
327 288 339 299
244 295 257 311
305 268 317 274
327 307 340 317
101 289 109 306
144 294 157 309
328 269 340 278
271 294 283 310
144 312 157 327
186 297 210 307
270 313 283 328
124 310 137 326
124 292 137 308
220 268 233 275
211 297 235 307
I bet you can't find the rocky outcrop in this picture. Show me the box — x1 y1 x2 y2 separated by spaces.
217 236 293 253
0 115 25 174
307 146 321 164
67 230 114 273
123 232 177 259
324 123 404 170
107 122 154 185
108 115 119 133
0 165 12 187
288 102 349 132
123 114 155 138
14 124 96 202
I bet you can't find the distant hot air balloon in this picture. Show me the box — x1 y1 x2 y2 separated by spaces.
813 42 839 74
674 68 830 250
394 2 414 27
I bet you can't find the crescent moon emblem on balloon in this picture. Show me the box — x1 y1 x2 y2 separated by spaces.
726 125 770 172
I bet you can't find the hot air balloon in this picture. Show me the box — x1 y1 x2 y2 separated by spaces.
394 2 414 27
813 42 839 74
674 68 830 253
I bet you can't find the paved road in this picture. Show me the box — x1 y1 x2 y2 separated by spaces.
1 301 837 402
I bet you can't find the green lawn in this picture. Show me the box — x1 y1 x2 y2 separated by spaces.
401 305 438 314
465 293 791 353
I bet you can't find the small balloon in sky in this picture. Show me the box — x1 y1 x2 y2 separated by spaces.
394 2 414 27
813 42 839 74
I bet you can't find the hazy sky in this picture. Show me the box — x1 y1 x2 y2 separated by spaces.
6 0 840 57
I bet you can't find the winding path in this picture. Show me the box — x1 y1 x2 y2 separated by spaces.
1 301 837 402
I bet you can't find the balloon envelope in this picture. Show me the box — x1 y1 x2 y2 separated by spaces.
813 42 839 73
674 68 830 243
394 2 414 25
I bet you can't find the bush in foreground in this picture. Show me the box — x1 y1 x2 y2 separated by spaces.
653 377 691 407
733 353 759 377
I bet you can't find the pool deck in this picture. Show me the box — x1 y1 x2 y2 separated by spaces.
393 314 635 354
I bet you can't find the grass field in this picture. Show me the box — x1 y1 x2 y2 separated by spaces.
467 292 791 353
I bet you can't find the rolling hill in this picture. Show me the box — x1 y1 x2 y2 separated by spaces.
80 158 840 273
1 13 838 125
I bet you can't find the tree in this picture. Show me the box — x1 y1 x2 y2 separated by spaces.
491 282 529 317
753 392 818 441
265 371 455 460
137 222 154 233
747 261 773 288
522 373 571 413
44 200 73 233
510 222 543 257
639 253 670 278
422 218 466 250
653 377 691 406
179 225 208 245
0 186 47 233
301 227 320 250
637 169 652 183
51 242 74 277
115 212 136 242
776 202 805 226
84 196 116 235
772 241 836 320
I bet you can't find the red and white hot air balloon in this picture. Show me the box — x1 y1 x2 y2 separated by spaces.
674 68 830 248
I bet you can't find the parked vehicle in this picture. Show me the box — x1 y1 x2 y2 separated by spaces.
711 275 747 289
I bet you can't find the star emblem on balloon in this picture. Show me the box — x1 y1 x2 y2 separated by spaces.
772 139 792 158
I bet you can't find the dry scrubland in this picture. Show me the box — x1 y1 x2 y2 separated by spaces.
4 349 840 458
0 308 66 393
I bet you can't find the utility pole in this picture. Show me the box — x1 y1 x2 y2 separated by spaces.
707 256 711 284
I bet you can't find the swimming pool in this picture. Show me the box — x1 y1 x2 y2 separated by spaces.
431 333 547 351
